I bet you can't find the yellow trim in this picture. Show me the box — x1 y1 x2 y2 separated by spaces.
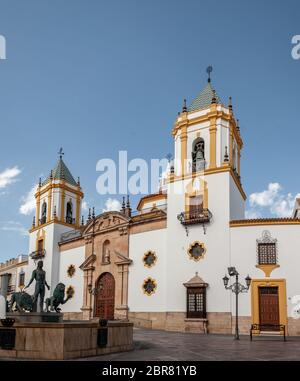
137 193 167 211
35 182 83 198
251 279 287 332
229 168 247 200
237 147 241 175
209 115 217 169
35 229 46 251
187 241 207 262
180 125 188 176
60 188 65 222
256 264 280 277
185 178 208 213
167 165 246 200
47 189 52 223
29 218 80 233
76 195 81 227
230 219 300 227
173 108 243 149
36 191 41 227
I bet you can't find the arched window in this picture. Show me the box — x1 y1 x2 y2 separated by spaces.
66 200 74 224
102 240 111 264
40 201 47 224
192 138 205 172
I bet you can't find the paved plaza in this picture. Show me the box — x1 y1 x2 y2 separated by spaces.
82 328 300 361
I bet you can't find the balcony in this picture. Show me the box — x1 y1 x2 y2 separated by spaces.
30 249 46 260
177 208 212 226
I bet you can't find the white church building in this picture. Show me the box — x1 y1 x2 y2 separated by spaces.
1 75 300 336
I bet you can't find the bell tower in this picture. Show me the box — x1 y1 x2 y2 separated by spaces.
169 67 246 221
164 68 247 315
27 150 84 295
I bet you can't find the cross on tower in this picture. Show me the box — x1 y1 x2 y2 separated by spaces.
206 66 213 83
58 147 64 159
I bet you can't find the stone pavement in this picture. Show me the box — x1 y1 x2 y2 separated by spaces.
78 328 300 361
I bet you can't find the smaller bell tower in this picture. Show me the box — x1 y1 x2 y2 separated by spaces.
27 149 84 296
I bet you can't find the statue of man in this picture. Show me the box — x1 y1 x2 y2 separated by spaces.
24 261 50 312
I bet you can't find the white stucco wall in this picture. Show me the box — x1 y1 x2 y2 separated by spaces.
59 245 85 312
128 228 167 312
230 224 300 318
164 172 232 313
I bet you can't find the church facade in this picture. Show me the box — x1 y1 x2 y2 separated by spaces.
1 76 300 336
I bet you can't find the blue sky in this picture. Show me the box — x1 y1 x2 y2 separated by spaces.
0 0 299 261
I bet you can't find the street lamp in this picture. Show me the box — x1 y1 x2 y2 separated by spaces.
88 282 103 295
222 267 251 340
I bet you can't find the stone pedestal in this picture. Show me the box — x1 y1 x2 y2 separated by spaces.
7 312 63 323
0 320 133 360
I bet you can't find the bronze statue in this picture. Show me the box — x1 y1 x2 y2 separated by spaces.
9 291 34 312
45 283 72 313
24 261 50 312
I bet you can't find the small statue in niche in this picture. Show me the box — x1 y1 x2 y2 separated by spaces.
192 139 205 172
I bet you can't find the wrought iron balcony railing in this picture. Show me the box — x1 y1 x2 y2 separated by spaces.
177 208 212 226
30 249 46 260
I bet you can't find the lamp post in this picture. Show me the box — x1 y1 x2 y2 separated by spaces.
222 267 251 340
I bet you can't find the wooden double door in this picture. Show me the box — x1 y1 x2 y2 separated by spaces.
259 286 279 327
94 272 115 320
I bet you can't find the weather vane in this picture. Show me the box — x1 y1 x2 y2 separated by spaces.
206 66 213 83
58 147 64 159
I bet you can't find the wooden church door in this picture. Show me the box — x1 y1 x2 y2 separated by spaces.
94 272 115 320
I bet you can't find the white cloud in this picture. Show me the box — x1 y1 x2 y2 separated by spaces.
247 183 299 218
19 185 37 215
245 210 261 219
82 200 88 211
102 198 121 212
249 182 281 207
0 166 21 189
0 221 28 236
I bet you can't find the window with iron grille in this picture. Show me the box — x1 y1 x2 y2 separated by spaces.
186 287 206 318
257 243 277 264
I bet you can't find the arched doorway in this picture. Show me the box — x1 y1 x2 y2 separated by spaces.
94 272 115 320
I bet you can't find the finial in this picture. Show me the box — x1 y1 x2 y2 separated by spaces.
58 147 64 159
88 208 91 221
236 118 240 132
228 96 233 111
126 195 131 208
38 177 42 187
77 177 80 186
122 196 126 211
224 146 229 162
182 98 187 113
206 66 213 83
195 271 198 276
81 215 84 226
32 216 36 228
50 169 53 180
211 89 217 104
92 207 95 219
